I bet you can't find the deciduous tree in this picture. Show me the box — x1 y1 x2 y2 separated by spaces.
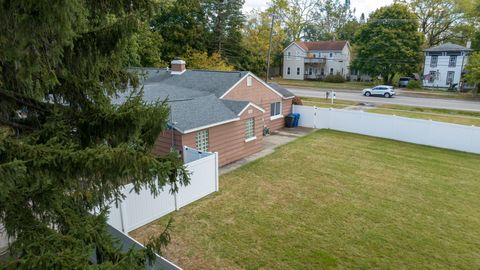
353 4 423 84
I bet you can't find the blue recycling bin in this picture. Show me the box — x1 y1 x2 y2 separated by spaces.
292 113 300 127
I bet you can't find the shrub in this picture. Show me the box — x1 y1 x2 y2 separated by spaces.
324 74 346 83
407 80 421 89
292 96 303 105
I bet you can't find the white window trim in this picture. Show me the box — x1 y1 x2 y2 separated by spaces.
245 136 257 143
270 115 284 121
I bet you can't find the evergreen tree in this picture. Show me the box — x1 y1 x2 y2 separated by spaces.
0 0 188 268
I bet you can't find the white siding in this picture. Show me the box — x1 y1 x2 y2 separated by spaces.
283 43 305 80
423 53 469 89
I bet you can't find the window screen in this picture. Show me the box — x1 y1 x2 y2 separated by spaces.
195 130 209 152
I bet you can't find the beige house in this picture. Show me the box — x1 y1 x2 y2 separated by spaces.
126 60 295 166
282 41 351 80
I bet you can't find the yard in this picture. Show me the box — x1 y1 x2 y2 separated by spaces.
132 130 480 269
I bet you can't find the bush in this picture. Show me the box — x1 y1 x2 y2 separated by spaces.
407 80 421 89
324 74 346 83
292 96 303 105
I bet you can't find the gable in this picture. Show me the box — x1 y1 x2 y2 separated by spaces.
283 42 307 53
221 74 284 104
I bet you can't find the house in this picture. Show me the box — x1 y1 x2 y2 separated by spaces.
422 42 473 89
282 40 351 80
127 60 294 167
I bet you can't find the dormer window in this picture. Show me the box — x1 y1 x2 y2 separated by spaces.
246 76 252 87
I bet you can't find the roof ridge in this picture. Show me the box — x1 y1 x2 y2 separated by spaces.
187 69 248 74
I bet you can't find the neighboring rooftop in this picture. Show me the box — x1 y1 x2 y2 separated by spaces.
424 43 473 52
295 41 348 51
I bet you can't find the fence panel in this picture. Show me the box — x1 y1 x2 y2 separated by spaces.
177 153 218 209
107 151 219 233
293 105 480 155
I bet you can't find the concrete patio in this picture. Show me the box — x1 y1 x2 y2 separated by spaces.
220 127 315 174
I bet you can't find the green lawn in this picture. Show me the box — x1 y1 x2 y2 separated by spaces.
301 97 358 108
272 77 374 90
132 131 480 269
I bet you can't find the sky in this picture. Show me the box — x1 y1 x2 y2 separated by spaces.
243 0 395 18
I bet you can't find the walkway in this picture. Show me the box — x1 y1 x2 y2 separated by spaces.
220 127 315 175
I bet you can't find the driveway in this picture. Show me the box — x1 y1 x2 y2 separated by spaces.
288 87 480 112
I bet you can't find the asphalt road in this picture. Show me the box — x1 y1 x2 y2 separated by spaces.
288 87 480 112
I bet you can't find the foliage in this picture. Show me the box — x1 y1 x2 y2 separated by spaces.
185 51 234 71
0 0 189 268
304 0 357 41
353 4 423 84
126 22 166 67
407 79 422 89
240 10 288 75
465 52 480 95
406 0 473 47
324 74 346 83
292 96 303 105
268 0 315 41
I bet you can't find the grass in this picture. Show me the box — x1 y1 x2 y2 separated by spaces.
272 77 374 90
301 97 358 108
131 130 480 269
299 96 480 126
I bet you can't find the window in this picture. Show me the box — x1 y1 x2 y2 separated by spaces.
329 68 334 75
449 56 457 67
313 54 316 58
245 118 255 140
287 67 290 75
430 56 438 67
195 130 209 152
246 76 252 86
429 71 436 83
446 71 455 84
297 67 300 75
270 102 281 117
308 67 312 75
321 68 324 76
329 52 333 58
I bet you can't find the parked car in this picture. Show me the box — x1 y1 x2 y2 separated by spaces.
362 85 396 98
398 77 411 87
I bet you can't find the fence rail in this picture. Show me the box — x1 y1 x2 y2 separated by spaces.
293 105 480 154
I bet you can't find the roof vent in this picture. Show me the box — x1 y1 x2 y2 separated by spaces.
171 59 186 75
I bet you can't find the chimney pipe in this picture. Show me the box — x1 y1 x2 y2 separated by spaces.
171 59 186 75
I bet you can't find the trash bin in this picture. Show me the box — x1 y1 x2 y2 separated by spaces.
291 113 300 127
285 115 294 128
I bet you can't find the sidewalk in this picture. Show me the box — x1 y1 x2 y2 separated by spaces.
220 127 315 175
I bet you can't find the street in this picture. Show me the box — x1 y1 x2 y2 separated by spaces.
288 87 480 112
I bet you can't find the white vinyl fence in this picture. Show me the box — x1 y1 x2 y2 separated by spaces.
293 105 480 154
108 147 219 233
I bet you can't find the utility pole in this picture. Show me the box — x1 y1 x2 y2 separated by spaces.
266 14 275 83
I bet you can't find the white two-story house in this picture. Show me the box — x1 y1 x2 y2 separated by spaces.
282 41 351 80
423 43 472 89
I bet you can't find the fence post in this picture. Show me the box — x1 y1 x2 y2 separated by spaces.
119 200 128 233
214 152 219 192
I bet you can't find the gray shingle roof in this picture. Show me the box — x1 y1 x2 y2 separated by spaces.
116 68 293 133
268 83 295 98
424 43 473 52
221 100 250 115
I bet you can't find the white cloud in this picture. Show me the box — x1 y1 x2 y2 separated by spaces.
242 0 395 18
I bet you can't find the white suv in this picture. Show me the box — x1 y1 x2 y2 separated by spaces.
362 85 395 98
